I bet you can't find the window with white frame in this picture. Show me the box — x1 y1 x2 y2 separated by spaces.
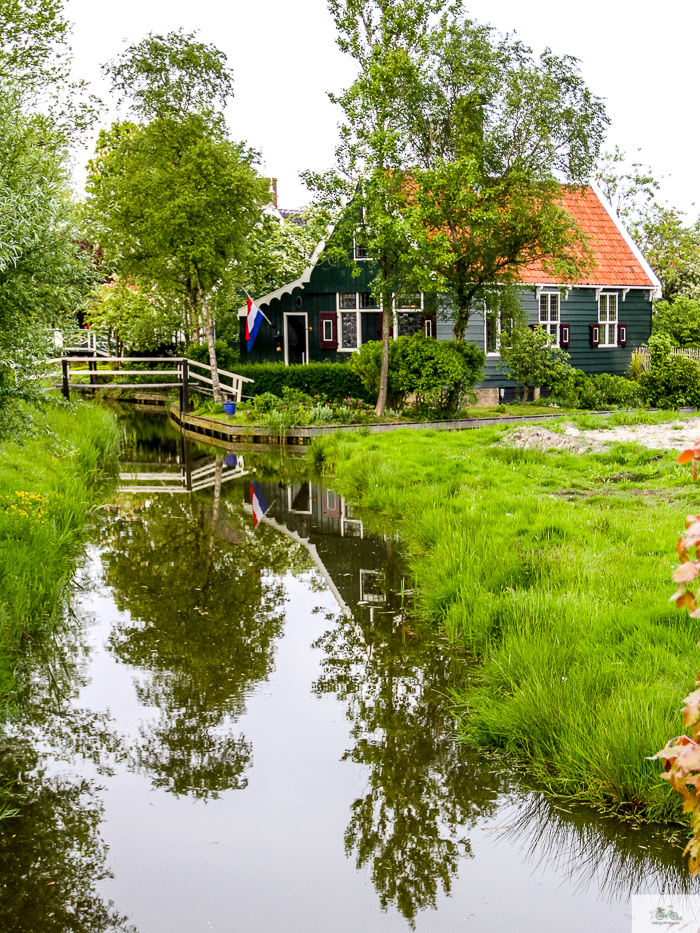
598 293 618 347
484 309 514 355
338 293 358 350
353 240 369 260
394 293 423 337
539 292 560 345
322 318 334 342
425 318 433 338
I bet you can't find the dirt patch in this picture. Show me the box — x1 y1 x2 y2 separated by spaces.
505 417 700 454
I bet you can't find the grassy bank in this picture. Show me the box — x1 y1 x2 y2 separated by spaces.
0 401 119 700
309 416 700 823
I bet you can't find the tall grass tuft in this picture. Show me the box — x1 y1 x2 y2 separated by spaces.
0 400 119 701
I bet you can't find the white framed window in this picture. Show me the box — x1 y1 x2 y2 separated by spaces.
425 319 433 338
393 293 424 338
353 240 369 261
599 293 618 347
288 483 312 514
484 309 514 356
539 293 560 346
337 293 358 350
360 569 385 604
322 319 333 342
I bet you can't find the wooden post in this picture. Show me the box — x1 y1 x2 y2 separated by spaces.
61 359 69 400
181 435 193 492
89 360 96 386
180 359 190 414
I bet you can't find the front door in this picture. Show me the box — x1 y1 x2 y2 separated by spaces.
286 315 307 365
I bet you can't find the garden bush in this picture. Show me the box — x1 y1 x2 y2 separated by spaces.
640 353 700 409
186 339 240 374
576 373 644 410
350 336 485 413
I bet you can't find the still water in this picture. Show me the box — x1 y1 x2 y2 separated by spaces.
0 413 692 932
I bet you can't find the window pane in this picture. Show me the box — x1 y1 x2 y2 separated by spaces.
486 314 498 353
609 295 617 321
550 294 559 321
397 311 422 337
539 295 548 321
323 319 333 341
609 323 617 346
396 294 421 309
339 293 357 310
341 312 357 347
359 292 378 309
354 243 368 259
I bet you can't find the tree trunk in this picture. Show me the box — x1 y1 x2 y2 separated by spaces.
521 383 529 404
199 287 222 403
375 291 393 416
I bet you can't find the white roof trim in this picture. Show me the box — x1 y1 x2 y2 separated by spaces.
588 180 663 299
237 222 336 317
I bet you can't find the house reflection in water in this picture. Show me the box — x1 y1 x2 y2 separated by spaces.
244 479 406 619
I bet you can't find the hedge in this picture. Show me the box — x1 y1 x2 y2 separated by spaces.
203 360 375 402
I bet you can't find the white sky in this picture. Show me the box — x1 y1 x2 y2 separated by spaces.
66 0 698 217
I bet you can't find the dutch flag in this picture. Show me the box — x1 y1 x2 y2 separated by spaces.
246 294 264 352
250 480 269 529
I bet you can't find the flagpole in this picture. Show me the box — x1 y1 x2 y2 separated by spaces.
244 290 273 326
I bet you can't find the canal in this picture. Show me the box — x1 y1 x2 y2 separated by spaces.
0 411 691 931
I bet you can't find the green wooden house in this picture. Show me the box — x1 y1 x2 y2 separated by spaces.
238 184 660 402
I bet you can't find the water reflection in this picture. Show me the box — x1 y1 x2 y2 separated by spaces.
100 492 311 799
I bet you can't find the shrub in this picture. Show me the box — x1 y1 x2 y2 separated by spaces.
350 336 485 413
640 353 700 408
576 373 644 410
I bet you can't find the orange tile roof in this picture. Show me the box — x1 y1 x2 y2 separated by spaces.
518 186 655 288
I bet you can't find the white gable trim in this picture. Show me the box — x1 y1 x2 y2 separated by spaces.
588 180 663 299
237 222 336 317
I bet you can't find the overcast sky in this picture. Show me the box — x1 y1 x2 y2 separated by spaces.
67 0 697 217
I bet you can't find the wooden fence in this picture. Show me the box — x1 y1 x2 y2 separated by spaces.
633 346 700 372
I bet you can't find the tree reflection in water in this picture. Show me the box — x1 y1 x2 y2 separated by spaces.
312 541 506 927
100 487 312 799
0 593 134 932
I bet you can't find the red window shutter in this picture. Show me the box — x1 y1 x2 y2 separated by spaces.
590 323 600 346
319 312 338 350
618 323 628 347
529 323 538 331
560 324 570 348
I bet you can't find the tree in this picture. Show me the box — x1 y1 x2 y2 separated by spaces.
305 0 451 416
499 324 574 403
86 278 182 355
86 31 270 400
398 18 607 338
595 147 700 302
652 296 700 347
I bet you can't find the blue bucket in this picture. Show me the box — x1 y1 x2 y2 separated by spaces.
223 401 237 416
225 454 238 468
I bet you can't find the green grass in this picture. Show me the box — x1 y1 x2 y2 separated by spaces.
309 424 700 823
0 401 119 701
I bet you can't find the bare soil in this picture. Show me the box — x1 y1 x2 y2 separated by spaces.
505 417 700 454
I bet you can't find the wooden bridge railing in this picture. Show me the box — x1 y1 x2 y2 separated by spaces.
49 355 254 410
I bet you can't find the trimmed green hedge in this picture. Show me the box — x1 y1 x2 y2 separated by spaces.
228 362 375 403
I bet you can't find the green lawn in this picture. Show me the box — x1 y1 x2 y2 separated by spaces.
309 420 700 823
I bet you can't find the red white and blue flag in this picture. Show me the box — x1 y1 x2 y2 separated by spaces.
250 480 269 529
246 295 264 352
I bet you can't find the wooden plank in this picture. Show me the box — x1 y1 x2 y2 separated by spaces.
67 382 181 389
118 486 189 494
67 370 179 376
119 473 185 481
